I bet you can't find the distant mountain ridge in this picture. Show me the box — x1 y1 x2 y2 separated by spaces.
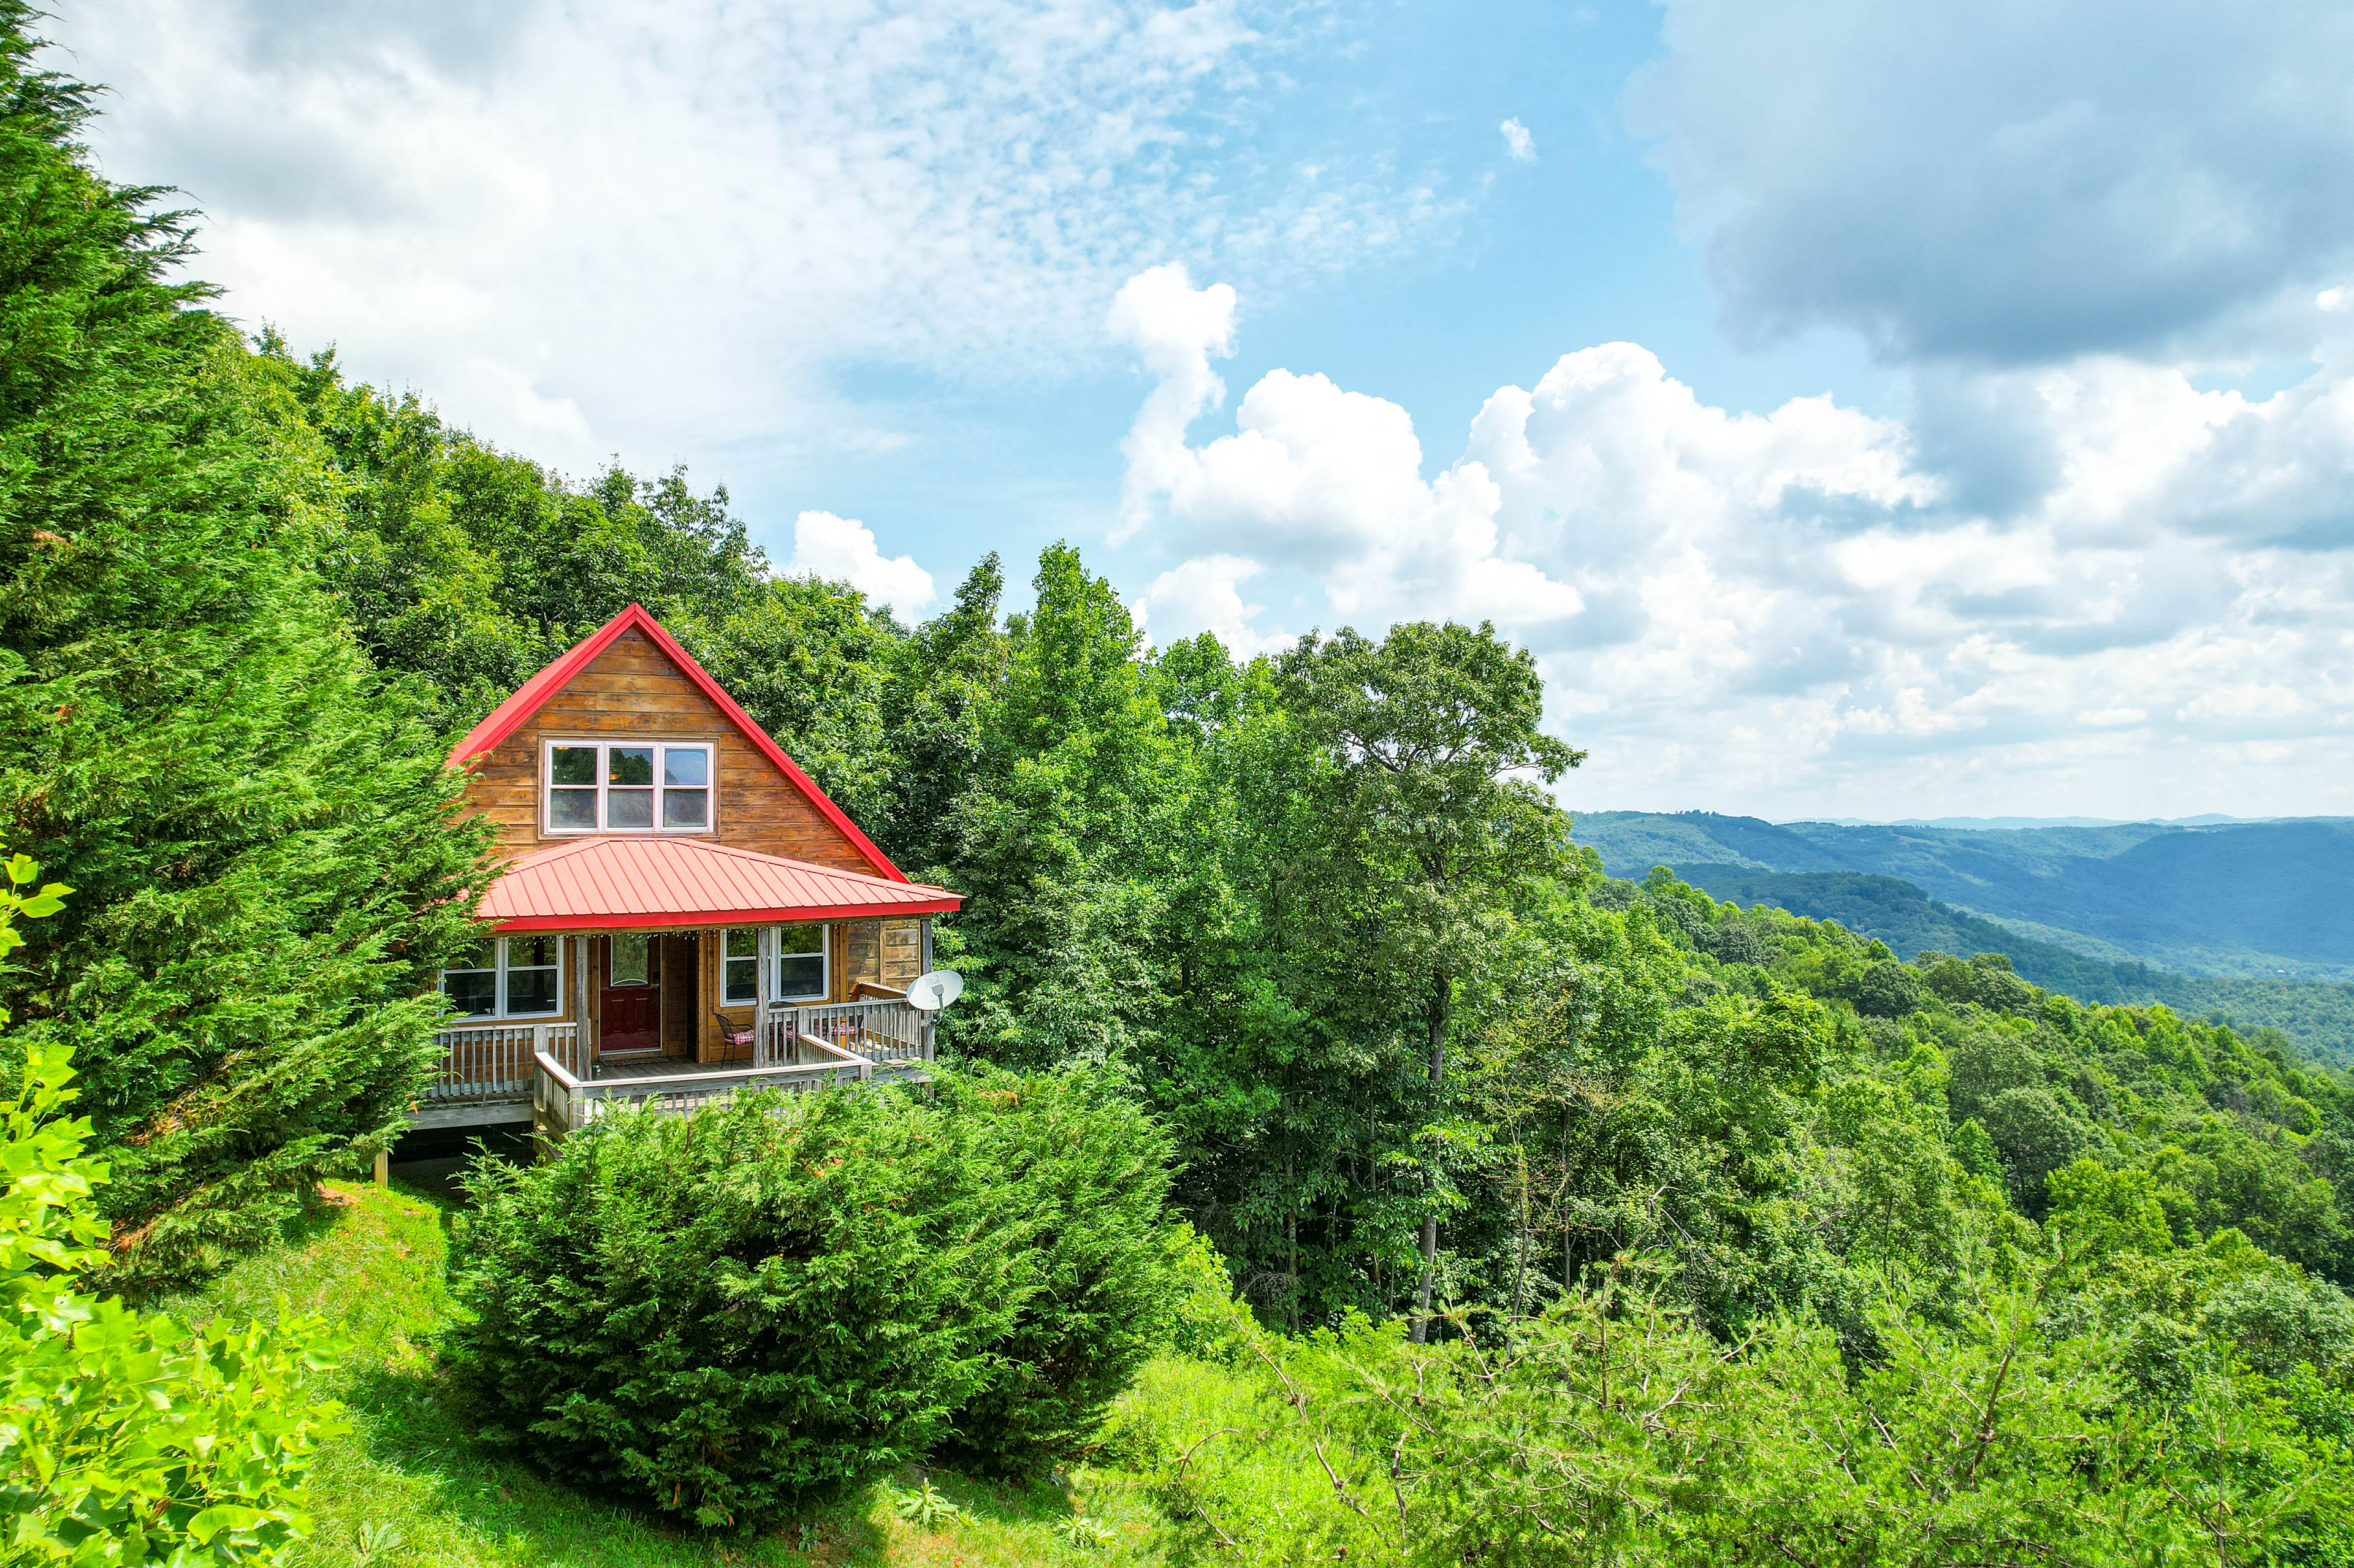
1569 810 2354 1065
1817 814 2265 831
1569 810 2354 981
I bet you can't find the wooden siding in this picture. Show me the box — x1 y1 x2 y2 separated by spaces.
460 627 877 873
839 920 880 1000
882 918 921 988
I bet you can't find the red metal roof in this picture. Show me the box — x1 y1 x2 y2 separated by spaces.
446 603 909 883
478 836 962 932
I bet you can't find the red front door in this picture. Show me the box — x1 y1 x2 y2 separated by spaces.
600 986 660 1054
600 933 661 1055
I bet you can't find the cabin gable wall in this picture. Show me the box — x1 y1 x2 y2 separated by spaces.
460 626 876 873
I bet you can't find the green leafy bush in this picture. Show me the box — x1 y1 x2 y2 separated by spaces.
935 1063 1183 1474
1112 1261 2354 1566
446 1067 1185 1527
445 1087 961 1526
0 856 346 1564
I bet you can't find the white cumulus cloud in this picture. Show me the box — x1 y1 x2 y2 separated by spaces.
1110 266 1584 635
1110 268 2354 818
782 511 935 620
1132 555 1293 657
1499 118 1536 162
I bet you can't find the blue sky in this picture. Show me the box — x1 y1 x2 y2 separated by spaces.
43 0 2354 821
758 1 1894 548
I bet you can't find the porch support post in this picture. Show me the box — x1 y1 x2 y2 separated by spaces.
756 926 775 1066
574 934 595 1072
918 917 936 1064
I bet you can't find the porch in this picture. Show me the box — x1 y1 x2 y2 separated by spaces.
414 995 935 1131
409 834 961 1133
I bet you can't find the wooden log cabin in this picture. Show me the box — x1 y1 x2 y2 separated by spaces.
415 603 962 1135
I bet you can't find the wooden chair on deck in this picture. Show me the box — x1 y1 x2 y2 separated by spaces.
713 1011 757 1062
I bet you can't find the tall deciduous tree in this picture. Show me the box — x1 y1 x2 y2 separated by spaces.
940 544 1191 1065
1279 622 1582 1338
879 552 1007 872
0 14 487 1282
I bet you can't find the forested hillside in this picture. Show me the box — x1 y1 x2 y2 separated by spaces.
9 18 2354 1553
1682 866 2354 1069
213 381 2354 1335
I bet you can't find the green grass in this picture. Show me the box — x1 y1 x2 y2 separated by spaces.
158 1179 1176 1568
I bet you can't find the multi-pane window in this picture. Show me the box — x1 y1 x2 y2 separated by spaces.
723 929 760 1003
663 748 710 826
441 940 497 1018
775 924 827 1001
439 937 563 1018
505 936 562 1012
544 741 712 832
715 926 829 1004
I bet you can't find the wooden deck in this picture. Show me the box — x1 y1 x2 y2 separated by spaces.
592 1053 715 1081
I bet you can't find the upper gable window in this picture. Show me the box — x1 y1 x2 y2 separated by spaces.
543 740 713 832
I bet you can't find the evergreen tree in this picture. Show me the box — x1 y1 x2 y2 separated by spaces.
0 13 488 1283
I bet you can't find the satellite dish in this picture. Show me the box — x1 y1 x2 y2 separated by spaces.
907 969 964 1011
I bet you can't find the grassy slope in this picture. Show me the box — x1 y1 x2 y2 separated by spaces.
158 1181 1170 1568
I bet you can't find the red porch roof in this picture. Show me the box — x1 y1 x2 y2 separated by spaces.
478 836 962 933
446 603 908 883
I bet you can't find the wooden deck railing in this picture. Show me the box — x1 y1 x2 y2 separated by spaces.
428 1001 929 1128
426 1020 584 1105
532 1041 910 1138
770 997 929 1068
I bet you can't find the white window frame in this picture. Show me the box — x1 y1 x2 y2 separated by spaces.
719 927 763 1007
541 739 715 834
770 923 831 1003
439 936 565 1019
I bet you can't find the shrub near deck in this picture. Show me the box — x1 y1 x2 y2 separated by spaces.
443 1085 1034 1530
935 1065 1180 1475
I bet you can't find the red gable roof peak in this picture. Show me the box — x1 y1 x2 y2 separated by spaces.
446 603 910 884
